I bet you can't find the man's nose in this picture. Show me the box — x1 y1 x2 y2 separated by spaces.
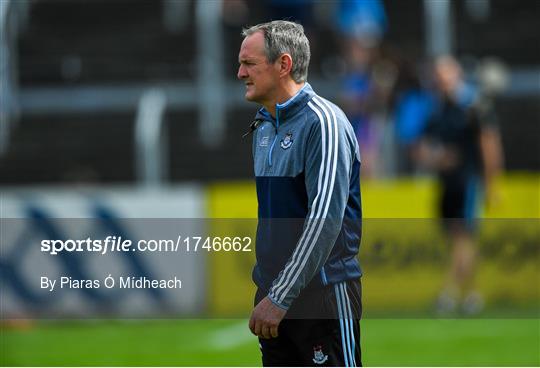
237 65 247 80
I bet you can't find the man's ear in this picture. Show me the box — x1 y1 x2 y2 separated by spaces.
278 53 293 78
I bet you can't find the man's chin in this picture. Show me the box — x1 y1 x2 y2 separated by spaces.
244 92 258 102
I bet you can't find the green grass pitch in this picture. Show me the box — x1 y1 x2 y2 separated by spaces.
1 318 539 366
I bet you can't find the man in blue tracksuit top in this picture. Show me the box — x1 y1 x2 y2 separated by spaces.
238 20 362 366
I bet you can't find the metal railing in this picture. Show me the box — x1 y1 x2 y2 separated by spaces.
0 0 16 156
134 89 168 188
0 0 29 156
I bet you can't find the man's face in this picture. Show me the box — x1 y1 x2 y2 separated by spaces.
434 58 461 96
237 32 280 105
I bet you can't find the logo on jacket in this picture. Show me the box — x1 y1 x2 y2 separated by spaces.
280 132 293 149
259 136 269 147
312 345 328 365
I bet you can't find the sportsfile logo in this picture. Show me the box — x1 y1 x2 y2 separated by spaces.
40 235 253 255
41 236 132 255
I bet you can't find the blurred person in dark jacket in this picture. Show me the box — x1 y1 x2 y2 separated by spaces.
414 55 504 314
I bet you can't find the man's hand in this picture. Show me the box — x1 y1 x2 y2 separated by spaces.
249 296 287 339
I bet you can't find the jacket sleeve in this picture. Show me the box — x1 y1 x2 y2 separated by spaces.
267 97 354 309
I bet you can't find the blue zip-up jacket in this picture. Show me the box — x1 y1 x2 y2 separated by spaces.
251 83 362 310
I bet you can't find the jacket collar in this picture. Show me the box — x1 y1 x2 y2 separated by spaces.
254 82 315 124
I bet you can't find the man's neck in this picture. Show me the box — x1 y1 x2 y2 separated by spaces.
265 81 305 118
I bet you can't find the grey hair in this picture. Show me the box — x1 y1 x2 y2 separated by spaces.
242 20 310 83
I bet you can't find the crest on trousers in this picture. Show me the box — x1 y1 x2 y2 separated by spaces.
312 345 328 365
280 132 293 149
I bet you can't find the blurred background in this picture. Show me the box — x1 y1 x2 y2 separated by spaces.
1 0 539 366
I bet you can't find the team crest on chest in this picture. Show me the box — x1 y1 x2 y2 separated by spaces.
280 132 294 149
312 345 328 364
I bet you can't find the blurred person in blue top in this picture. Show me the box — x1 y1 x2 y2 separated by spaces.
336 0 386 44
414 55 504 315
335 0 390 177
393 60 436 174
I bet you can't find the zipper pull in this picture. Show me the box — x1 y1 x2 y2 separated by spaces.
242 119 262 139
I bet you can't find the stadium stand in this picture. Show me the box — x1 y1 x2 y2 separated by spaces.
1 0 538 184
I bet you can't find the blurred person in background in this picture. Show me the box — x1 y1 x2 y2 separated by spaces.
414 55 504 315
335 0 397 178
238 20 363 366
393 59 435 174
